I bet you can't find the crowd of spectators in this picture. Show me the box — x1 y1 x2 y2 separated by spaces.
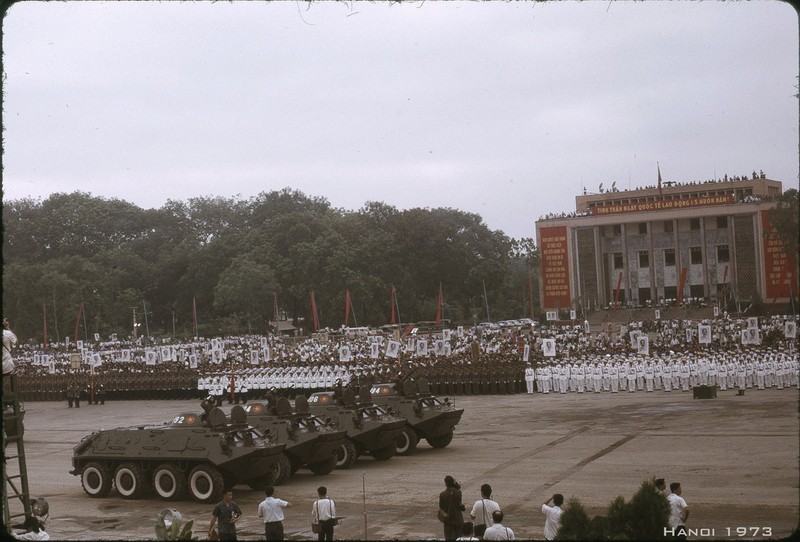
8 313 797 403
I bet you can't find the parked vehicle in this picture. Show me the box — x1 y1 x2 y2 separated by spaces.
71 401 285 503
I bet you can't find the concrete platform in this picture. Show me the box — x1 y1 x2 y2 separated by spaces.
11 388 799 540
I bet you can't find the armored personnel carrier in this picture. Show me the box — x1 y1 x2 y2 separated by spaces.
369 378 463 455
306 386 406 468
242 394 347 485
70 402 284 503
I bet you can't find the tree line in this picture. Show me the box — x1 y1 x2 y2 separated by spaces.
3 189 539 343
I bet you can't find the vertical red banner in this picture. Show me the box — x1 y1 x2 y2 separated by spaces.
390 286 397 324
310 291 319 331
761 210 798 300
539 226 571 308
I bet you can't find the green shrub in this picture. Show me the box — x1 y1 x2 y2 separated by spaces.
556 497 600 540
557 478 670 540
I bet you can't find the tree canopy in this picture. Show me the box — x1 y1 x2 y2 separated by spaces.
3 189 540 342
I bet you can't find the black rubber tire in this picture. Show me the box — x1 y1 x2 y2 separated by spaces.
114 463 148 499
152 463 187 501
395 427 419 456
370 445 395 461
334 439 358 469
188 464 225 504
308 455 336 475
81 462 112 498
273 453 293 485
427 431 454 449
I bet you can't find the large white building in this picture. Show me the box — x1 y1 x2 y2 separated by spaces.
535 176 796 314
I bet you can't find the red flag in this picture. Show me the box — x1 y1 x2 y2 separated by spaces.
310 291 320 331
42 303 48 347
192 296 198 336
435 284 443 325
676 267 688 306
73 302 84 344
528 276 534 319
390 286 397 325
657 163 663 196
613 272 623 308
345 290 351 327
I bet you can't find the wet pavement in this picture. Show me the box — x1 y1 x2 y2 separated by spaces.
10 388 799 540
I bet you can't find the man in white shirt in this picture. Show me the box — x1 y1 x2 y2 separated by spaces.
482 510 514 540
667 482 689 541
312 486 336 542
470 484 500 537
541 493 563 541
257 485 290 541
524 364 535 394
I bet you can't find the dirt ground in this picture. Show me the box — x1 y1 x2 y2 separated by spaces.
9 387 799 540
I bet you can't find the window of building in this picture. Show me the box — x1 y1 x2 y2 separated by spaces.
690 246 703 265
716 216 728 229
638 287 651 303
639 251 649 268
717 245 730 263
664 248 676 267
690 218 701 231
638 223 647 235
613 224 622 236
613 253 623 269
664 220 674 233
690 284 705 298
664 286 677 300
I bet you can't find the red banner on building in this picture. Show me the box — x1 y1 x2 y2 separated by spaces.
591 194 734 216
540 225 571 309
761 210 798 300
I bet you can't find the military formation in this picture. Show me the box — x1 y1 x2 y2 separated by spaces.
528 349 798 394
8 314 799 404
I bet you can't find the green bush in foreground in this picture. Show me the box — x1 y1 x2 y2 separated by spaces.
557 478 670 540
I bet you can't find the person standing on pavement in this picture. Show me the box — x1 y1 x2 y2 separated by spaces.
469 483 500 538
667 482 689 541
312 486 336 542
209 488 242 541
258 485 290 541
482 510 515 540
541 493 563 541
439 475 465 541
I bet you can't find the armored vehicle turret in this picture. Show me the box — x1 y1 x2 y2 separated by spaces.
70 401 285 503
242 394 347 485
306 386 407 468
369 378 463 455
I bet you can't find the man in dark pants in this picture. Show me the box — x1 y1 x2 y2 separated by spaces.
209 488 242 541
439 475 465 541
312 486 336 542
257 485 290 541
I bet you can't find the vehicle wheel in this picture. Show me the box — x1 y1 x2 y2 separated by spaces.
334 440 358 469
273 453 293 485
370 445 395 461
152 463 187 501
395 427 418 456
188 465 224 504
114 463 148 499
308 456 336 475
81 462 112 498
427 431 454 449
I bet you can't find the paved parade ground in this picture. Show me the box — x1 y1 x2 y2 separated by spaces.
14 388 800 540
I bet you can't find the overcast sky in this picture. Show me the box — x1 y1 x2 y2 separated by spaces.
2 1 798 240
